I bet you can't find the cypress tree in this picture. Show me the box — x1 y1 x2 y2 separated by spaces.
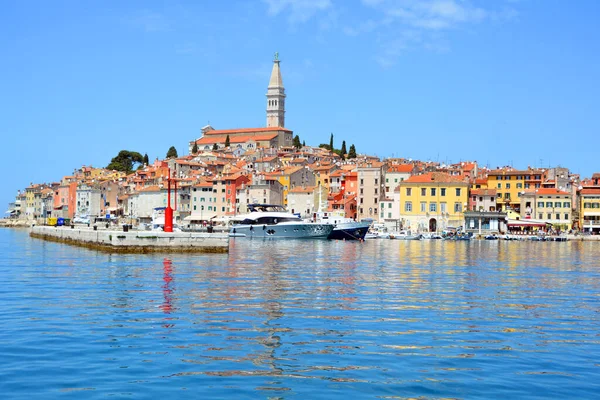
225 135 230 147
329 133 334 151
348 144 357 159
166 146 178 158
192 142 198 154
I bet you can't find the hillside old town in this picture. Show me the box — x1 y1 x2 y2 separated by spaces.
4 56 600 235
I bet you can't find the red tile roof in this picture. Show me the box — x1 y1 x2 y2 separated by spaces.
195 133 278 145
388 164 414 173
404 172 467 184
533 188 571 195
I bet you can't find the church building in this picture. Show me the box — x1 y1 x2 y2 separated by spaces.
189 54 293 152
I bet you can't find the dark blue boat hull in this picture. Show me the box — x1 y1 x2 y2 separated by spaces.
328 226 369 240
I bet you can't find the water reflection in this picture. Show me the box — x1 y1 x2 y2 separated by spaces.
2 229 600 399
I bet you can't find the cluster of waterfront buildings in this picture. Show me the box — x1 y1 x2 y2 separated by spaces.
5 56 600 235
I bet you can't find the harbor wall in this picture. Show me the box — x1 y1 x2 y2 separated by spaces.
30 225 229 253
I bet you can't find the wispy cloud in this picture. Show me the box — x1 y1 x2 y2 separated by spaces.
262 0 332 24
130 10 170 32
351 0 519 67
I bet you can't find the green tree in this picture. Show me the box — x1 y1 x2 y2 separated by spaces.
192 142 198 154
302 140 305 147
166 146 178 158
348 144 357 159
212 143 218 151
143 153 149 165
225 135 231 147
106 150 144 173
329 133 334 152
293 135 301 149
340 141 347 160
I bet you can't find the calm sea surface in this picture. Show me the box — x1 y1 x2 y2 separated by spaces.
1 228 599 399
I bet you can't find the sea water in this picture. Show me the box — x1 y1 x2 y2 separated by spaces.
1 228 599 399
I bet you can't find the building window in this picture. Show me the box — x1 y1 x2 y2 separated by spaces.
406 188 412 196
546 202 552 207
375 188 378 194
565 213 569 220
537 202 544 208
454 203 462 212
360 179 364 185
420 202 426 212
497 183 502 189
375 179 378 185
430 202 437 212
388 203 392 208
517 183 523 189
441 188 446 196
563 202 570 208
506 183 511 189
193 205 196 210
456 188 461 196
539 213 542 219
405 202 412 212
504 193 510 199
421 188 426 196
547 213 551 220
525 183 530 189
388 212 392 218
554 202 561 208
374 198 378 204
556 213 560 220
431 188 436 196
441 203 446 212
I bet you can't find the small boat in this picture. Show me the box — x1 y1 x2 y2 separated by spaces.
484 234 499 240
390 230 422 240
312 211 370 241
422 233 443 240
365 223 389 239
229 204 333 239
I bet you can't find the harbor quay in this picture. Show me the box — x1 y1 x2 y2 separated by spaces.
29 225 229 253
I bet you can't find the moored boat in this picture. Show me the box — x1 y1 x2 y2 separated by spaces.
312 211 370 240
229 204 333 239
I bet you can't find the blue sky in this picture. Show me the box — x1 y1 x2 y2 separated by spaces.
2 0 599 210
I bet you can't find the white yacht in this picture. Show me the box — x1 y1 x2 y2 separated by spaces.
229 204 333 239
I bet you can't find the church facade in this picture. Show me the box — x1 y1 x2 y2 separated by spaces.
189 54 293 152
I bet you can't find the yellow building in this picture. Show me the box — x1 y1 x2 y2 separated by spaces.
398 172 469 232
486 169 543 213
265 166 315 206
579 188 600 233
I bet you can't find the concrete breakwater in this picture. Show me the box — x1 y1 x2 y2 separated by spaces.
30 225 229 253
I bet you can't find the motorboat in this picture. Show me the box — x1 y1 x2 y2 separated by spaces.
229 204 333 239
389 230 422 240
365 223 390 239
422 233 443 240
312 211 370 240
484 234 499 240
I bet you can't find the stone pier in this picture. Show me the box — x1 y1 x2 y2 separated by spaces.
30 225 229 253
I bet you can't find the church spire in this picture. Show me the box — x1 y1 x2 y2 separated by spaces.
266 52 285 128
